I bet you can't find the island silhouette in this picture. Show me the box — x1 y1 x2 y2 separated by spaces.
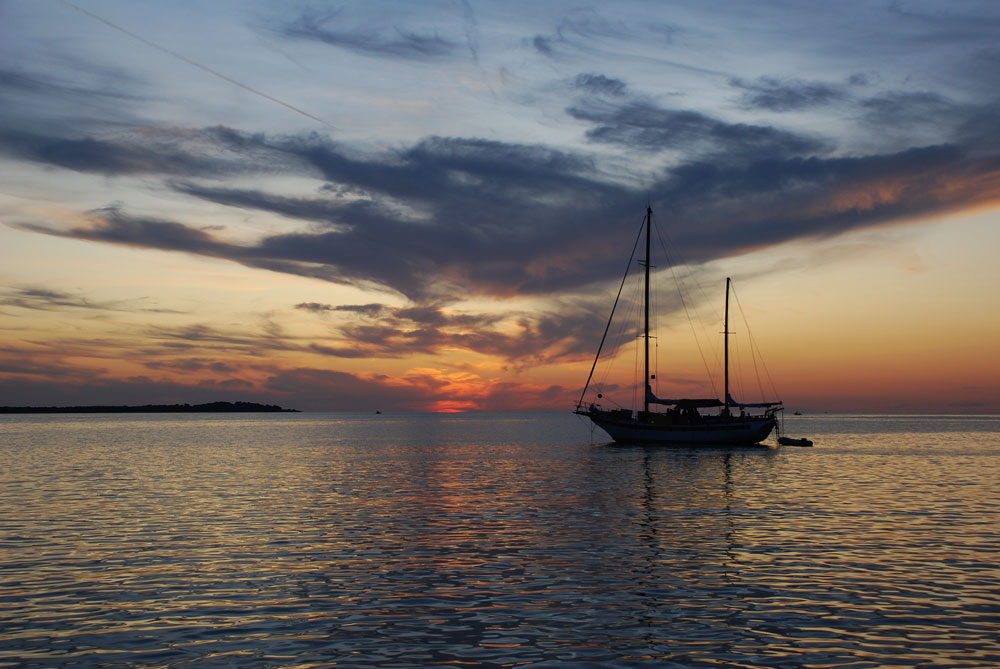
0 401 299 414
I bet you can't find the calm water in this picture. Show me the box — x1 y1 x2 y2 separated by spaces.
1 412 998 667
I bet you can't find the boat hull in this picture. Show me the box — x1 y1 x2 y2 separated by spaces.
582 410 776 445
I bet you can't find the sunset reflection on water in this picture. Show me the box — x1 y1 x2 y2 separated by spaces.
1 412 998 666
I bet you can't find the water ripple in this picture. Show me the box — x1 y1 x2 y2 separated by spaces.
1 413 999 666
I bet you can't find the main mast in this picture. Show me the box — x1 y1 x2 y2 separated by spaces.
643 206 652 414
724 276 731 417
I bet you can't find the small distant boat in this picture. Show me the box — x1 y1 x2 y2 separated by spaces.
793 410 802 415
575 206 782 445
778 436 813 447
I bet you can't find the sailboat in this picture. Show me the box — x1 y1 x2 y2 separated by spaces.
575 206 782 445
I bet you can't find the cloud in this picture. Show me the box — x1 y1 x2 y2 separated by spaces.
532 35 556 57
197 377 254 389
52 204 220 251
567 99 827 157
332 303 386 317
731 76 847 112
161 135 630 301
856 90 1000 152
0 68 62 97
530 9 630 60
574 73 627 97
0 130 167 175
7 72 1000 314
306 343 371 359
5 127 630 302
0 285 184 314
0 125 270 177
143 322 301 355
173 181 356 229
294 302 387 319
0 286 109 311
651 143 1000 260
860 91 957 127
11 119 1000 311
0 346 103 381
294 302 334 313
0 66 140 106
297 300 609 364
282 8 459 59
887 2 1000 43
0 288 607 367
0 63 150 133
144 359 239 373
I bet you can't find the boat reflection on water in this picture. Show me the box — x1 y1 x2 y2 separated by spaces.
569 443 780 661
307 435 780 662
605 444 772 574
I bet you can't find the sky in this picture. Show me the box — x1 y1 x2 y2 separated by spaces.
1 0 999 413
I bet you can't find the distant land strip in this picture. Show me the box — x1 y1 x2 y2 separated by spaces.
0 401 299 414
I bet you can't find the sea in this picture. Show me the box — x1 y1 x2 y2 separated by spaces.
1 412 998 667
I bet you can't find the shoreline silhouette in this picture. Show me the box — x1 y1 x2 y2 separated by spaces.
0 401 299 414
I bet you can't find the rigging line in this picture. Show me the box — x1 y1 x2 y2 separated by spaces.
652 222 718 396
732 331 747 402
632 313 640 411
59 0 335 130
743 308 768 401
631 274 643 409
651 238 661 397
595 266 643 411
731 284 769 400
731 284 780 401
653 284 660 396
576 214 646 409
596 274 638 392
653 221 718 379
730 284 752 401
595 273 639 406
655 221 721 331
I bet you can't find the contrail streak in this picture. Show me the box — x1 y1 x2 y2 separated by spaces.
60 1 334 129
